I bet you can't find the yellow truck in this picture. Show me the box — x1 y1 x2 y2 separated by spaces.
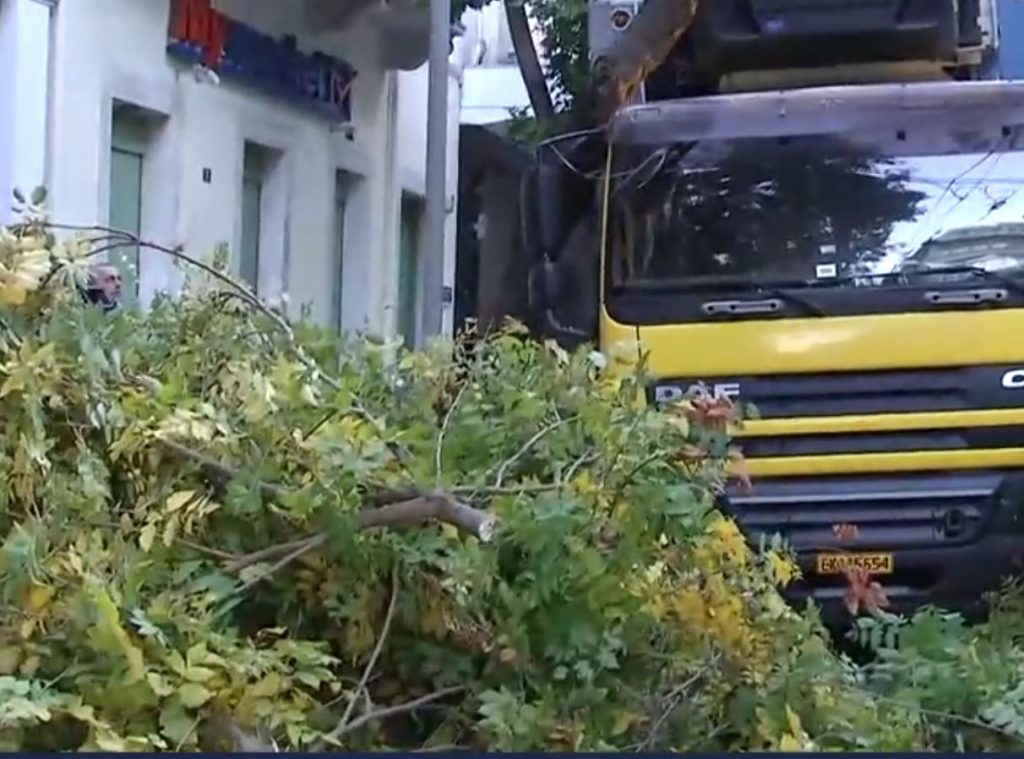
526 0 1023 622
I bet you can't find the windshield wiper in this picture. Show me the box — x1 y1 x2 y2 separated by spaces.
702 286 825 317
618 275 826 316
896 264 1024 297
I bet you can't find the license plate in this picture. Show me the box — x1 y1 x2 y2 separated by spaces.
815 552 893 575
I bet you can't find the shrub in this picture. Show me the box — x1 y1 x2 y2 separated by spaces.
0 199 1021 752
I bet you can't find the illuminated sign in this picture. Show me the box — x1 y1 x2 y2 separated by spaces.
167 0 356 122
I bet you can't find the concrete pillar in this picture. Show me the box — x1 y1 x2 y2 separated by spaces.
0 0 53 223
370 70 402 337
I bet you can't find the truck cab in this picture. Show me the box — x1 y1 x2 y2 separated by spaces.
530 0 1024 623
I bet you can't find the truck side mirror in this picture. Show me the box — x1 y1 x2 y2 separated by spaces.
528 258 570 311
527 258 590 345
519 168 542 260
538 130 607 245
536 150 568 256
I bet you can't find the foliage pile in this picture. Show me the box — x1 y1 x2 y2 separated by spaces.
2 204 1024 751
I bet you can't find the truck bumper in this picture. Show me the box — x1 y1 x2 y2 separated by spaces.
720 469 1024 627
786 534 1024 627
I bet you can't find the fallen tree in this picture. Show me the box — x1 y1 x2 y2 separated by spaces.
1 195 1024 751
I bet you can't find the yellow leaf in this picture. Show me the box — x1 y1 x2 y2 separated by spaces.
162 514 180 548
785 705 804 736
779 706 813 751
248 673 282 698
0 647 21 674
94 730 130 752
0 284 26 305
64 551 84 576
66 703 100 726
19 655 40 676
544 339 569 366
23 583 55 612
166 491 198 513
185 642 209 666
139 523 157 553
709 515 749 567
182 666 216 683
19 617 35 640
612 711 646 736
440 523 459 540
767 550 798 588
147 672 175 697
779 733 804 751
177 683 213 709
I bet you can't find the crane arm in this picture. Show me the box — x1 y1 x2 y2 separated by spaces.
589 0 699 122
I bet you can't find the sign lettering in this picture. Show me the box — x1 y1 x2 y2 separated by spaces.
167 0 356 122
654 382 740 404
1003 369 1024 389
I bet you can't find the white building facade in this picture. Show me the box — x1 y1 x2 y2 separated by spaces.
456 2 531 125
0 0 461 344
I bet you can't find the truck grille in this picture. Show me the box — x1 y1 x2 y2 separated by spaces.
725 471 1003 552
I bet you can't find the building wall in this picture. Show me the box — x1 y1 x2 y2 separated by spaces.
0 0 459 343
397 64 461 338
993 0 1024 79
0 0 50 221
457 4 530 125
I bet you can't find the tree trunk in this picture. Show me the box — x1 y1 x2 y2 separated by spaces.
504 1 555 120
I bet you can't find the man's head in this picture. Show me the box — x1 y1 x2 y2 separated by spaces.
86 263 122 311
90 263 122 300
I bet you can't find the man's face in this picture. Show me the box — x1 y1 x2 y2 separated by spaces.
94 265 122 300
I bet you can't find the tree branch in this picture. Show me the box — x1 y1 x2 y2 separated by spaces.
357 494 497 542
159 438 498 577
493 416 575 488
156 437 290 502
338 571 400 730
174 537 239 562
219 494 495 589
504 0 555 119
230 534 328 594
435 380 470 487
235 495 497 592
640 655 720 752
222 536 321 574
328 686 466 742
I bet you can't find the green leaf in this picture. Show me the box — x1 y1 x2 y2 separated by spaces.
176 683 213 709
159 700 195 745
87 583 145 682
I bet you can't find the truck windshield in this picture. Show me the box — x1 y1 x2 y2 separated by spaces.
606 126 1024 304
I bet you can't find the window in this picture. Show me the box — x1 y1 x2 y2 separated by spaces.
398 194 423 347
240 143 268 292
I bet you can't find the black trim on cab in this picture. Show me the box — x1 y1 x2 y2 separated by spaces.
650 364 1024 419
606 285 1024 325
739 425 1024 458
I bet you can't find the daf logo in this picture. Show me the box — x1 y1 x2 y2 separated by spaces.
654 382 741 404
1002 369 1024 389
